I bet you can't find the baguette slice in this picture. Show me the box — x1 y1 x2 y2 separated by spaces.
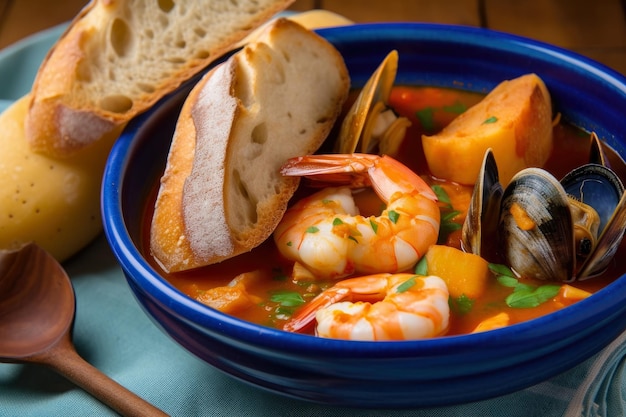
25 0 294 157
150 18 350 273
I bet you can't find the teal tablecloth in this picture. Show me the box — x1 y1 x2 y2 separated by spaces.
1 22 626 417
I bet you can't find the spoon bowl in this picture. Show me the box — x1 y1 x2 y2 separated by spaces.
0 243 167 417
0 243 74 359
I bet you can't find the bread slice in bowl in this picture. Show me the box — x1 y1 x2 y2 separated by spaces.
150 18 350 272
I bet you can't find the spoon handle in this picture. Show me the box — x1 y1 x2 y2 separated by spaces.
42 336 169 417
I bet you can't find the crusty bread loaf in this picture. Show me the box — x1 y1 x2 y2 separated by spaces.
25 0 294 157
150 18 350 273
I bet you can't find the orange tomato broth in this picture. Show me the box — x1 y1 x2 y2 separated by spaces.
141 85 626 337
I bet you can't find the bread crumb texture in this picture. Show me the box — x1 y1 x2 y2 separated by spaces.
77 0 291 115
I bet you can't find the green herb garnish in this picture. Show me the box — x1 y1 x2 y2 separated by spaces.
396 276 418 293
370 220 378 234
491 263 561 309
449 294 475 315
270 290 306 307
496 275 519 288
305 226 319 234
332 218 344 226
416 107 436 133
439 210 462 236
388 210 400 224
432 185 462 244
414 256 428 276
432 184 452 208
506 285 560 308
483 116 498 124
443 101 468 114
489 263 515 278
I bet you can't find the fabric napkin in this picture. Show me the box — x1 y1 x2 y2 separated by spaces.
1 19 626 417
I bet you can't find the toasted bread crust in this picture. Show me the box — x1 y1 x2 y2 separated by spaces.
150 19 350 272
26 0 294 157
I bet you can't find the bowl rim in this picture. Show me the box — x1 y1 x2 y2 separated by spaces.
102 22 626 357
318 21 626 86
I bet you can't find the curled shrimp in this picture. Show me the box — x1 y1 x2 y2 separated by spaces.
273 154 440 279
283 273 450 340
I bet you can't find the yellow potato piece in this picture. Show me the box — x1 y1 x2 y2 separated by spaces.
0 95 120 261
422 73 553 186
472 312 510 333
425 244 489 299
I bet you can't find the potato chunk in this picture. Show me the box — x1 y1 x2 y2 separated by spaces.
425 244 489 299
0 95 120 261
422 73 553 186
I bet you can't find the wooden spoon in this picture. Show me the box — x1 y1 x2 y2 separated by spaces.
0 243 168 417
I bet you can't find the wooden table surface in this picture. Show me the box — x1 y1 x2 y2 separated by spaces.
0 0 623 74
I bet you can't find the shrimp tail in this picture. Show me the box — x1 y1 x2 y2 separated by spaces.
280 153 377 188
280 153 378 175
280 153 437 202
283 287 350 333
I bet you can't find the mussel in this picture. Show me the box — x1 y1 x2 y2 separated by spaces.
462 136 626 282
335 50 411 156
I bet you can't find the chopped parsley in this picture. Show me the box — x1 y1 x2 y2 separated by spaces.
270 290 306 307
432 184 452 206
416 107 436 133
414 256 428 276
489 263 515 277
490 263 561 308
431 185 462 244
443 101 468 114
396 275 418 293
449 294 475 315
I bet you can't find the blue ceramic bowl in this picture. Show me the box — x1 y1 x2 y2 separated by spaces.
102 23 626 408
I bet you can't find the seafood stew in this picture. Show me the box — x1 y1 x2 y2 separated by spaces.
142 82 626 339
103 23 626 407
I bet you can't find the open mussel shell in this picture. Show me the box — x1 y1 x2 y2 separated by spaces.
589 132 611 168
463 142 626 282
562 163 626 279
499 168 575 282
577 193 626 279
561 164 624 232
461 149 503 258
336 50 400 154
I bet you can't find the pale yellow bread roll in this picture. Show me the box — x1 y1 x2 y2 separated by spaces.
150 19 350 272
0 95 120 261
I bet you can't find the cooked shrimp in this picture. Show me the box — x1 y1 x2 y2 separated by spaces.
273 154 440 279
283 273 450 340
